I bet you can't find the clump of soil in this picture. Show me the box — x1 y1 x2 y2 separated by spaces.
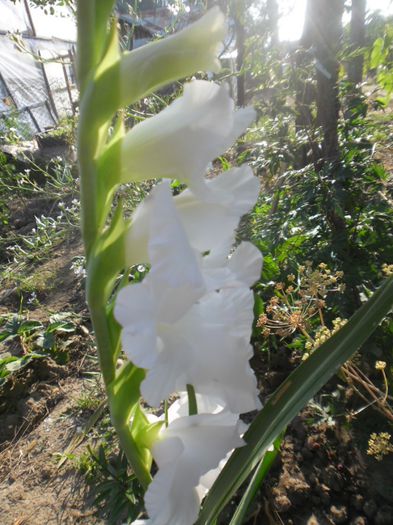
247 348 393 525
0 377 106 525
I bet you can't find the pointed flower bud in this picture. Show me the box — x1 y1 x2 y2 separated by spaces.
120 7 226 106
91 8 226 129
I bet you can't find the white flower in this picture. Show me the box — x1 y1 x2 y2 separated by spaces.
141 412 245 525
115 183 261 413
125 164 260 269
138 286 261 413
119 80 255 195
120 7 226 107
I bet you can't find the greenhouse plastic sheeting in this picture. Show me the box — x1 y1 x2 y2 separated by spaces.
0 38 54 131
0 1 76 135
0 0 30 33
28 4 76 41
0 0 76 41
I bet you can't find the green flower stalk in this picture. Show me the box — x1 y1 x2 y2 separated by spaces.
77 1 228 490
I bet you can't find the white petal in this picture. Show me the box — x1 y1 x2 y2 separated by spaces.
120 80 255 192
206 164 260 213
141 349 186 407
202 241 262 290
174 164 260 255
125 192 152 266
145 466 200 525
125 165 260 267
142 287 260 413
167 393 225 421
114 283 158 369
227 242 263 287
147 182 205 323
144 413 245 525
173 189 238 256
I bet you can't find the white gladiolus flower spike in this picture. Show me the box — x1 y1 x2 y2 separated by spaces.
141 412 245 525
115 182 261 412
120 80 256 195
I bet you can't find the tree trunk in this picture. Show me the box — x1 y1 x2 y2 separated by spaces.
312 0 344 164
348 0 366 85
294 0 317 167
234 0 245 106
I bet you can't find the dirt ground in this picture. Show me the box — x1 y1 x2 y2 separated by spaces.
248 349 393 525
0 222 108 524
0 377 106 525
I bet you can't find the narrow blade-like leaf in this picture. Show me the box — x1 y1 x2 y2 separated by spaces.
197 277 393 524
229 434 283 525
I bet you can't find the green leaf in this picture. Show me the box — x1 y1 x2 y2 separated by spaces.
370 37 385 69
46 321 76 334
18 320 43 335
94 0 117 64
42 332 56 350
87 198 127 318
229 433 283 525
197 277 393 524
108 362 152 489
130 403 162 469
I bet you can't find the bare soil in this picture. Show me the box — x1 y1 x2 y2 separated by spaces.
0 377 105 525
247 349 393 525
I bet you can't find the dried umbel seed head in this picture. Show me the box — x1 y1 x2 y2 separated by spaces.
256 314 268 327
257 262 346 345
288 311 305 330
375 360 387 371
367 432 393 461
332 317 348 333
382 263 393 277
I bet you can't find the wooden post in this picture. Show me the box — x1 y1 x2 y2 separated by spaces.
37 50 59 122
68 48 77 85
62 59 75 115
26 106 41 132
23 0 37 36
45 99 57 125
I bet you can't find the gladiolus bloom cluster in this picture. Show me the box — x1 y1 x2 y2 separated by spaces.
112 9 262 525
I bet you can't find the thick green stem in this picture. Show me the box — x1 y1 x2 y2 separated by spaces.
78 97 100 259
78 1 151 489
77 1 96 94
88 298 116 385
110 410 152 489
